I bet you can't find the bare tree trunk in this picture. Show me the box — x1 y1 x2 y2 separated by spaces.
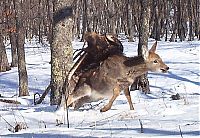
73 0 80 39
170 3 178 42
110 1 116 34
10 33 18 67
46 0 53 44
50 0 73 105
14 0 29 96
177 0 186 41
130 0 150 94
0 1 11 72
0 34 11 72
3 0 18 67
194 0 200 40
80 0 88 41
188 0 194 41
127 0 134 42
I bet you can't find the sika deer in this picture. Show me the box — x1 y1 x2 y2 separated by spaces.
67 42 169 112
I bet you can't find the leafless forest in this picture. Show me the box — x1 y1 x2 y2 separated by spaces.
0 0 199 100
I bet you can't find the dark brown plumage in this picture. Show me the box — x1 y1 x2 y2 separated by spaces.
74 32 124 74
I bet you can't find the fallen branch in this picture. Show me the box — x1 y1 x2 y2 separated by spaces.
0 115 15 129
34 84 51 105
0 99 21 104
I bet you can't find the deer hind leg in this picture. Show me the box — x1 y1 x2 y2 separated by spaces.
100 87 120 112
124 87 134 110
74 96 92 110
67 83 91 107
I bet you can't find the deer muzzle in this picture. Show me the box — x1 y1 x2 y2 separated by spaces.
161 66 169 73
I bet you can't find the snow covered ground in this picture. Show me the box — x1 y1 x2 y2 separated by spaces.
0 38 199 137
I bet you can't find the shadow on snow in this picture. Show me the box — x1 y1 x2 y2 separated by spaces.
150 71 200 86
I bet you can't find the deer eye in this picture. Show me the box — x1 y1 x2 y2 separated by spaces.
153 60 158 63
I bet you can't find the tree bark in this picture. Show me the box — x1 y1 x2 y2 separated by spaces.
188 0 194 41
4 0 18 67
80 0 88 41
0 1 11 72
0 34 11 72
14 0 29 96
50 0 73 105
127 0 134 42
10 33 18 67
130 0 150 94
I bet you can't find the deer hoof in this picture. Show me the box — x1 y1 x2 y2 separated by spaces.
100 108 106 112
100 106 110 112
130 105 134 110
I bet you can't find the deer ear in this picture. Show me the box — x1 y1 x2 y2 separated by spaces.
149 41 157 53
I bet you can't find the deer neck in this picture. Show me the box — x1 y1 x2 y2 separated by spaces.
127 63 148 78
124 56 148 79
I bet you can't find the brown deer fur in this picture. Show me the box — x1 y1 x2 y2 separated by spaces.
67 40 169 112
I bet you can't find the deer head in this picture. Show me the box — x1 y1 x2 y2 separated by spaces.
144 42 169 73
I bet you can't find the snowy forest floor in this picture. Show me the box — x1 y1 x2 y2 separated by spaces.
0 38 199 138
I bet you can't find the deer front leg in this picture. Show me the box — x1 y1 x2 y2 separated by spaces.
100 87 120 112
124 87 134 110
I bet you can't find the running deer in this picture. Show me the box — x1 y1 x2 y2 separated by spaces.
67 42 169 112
